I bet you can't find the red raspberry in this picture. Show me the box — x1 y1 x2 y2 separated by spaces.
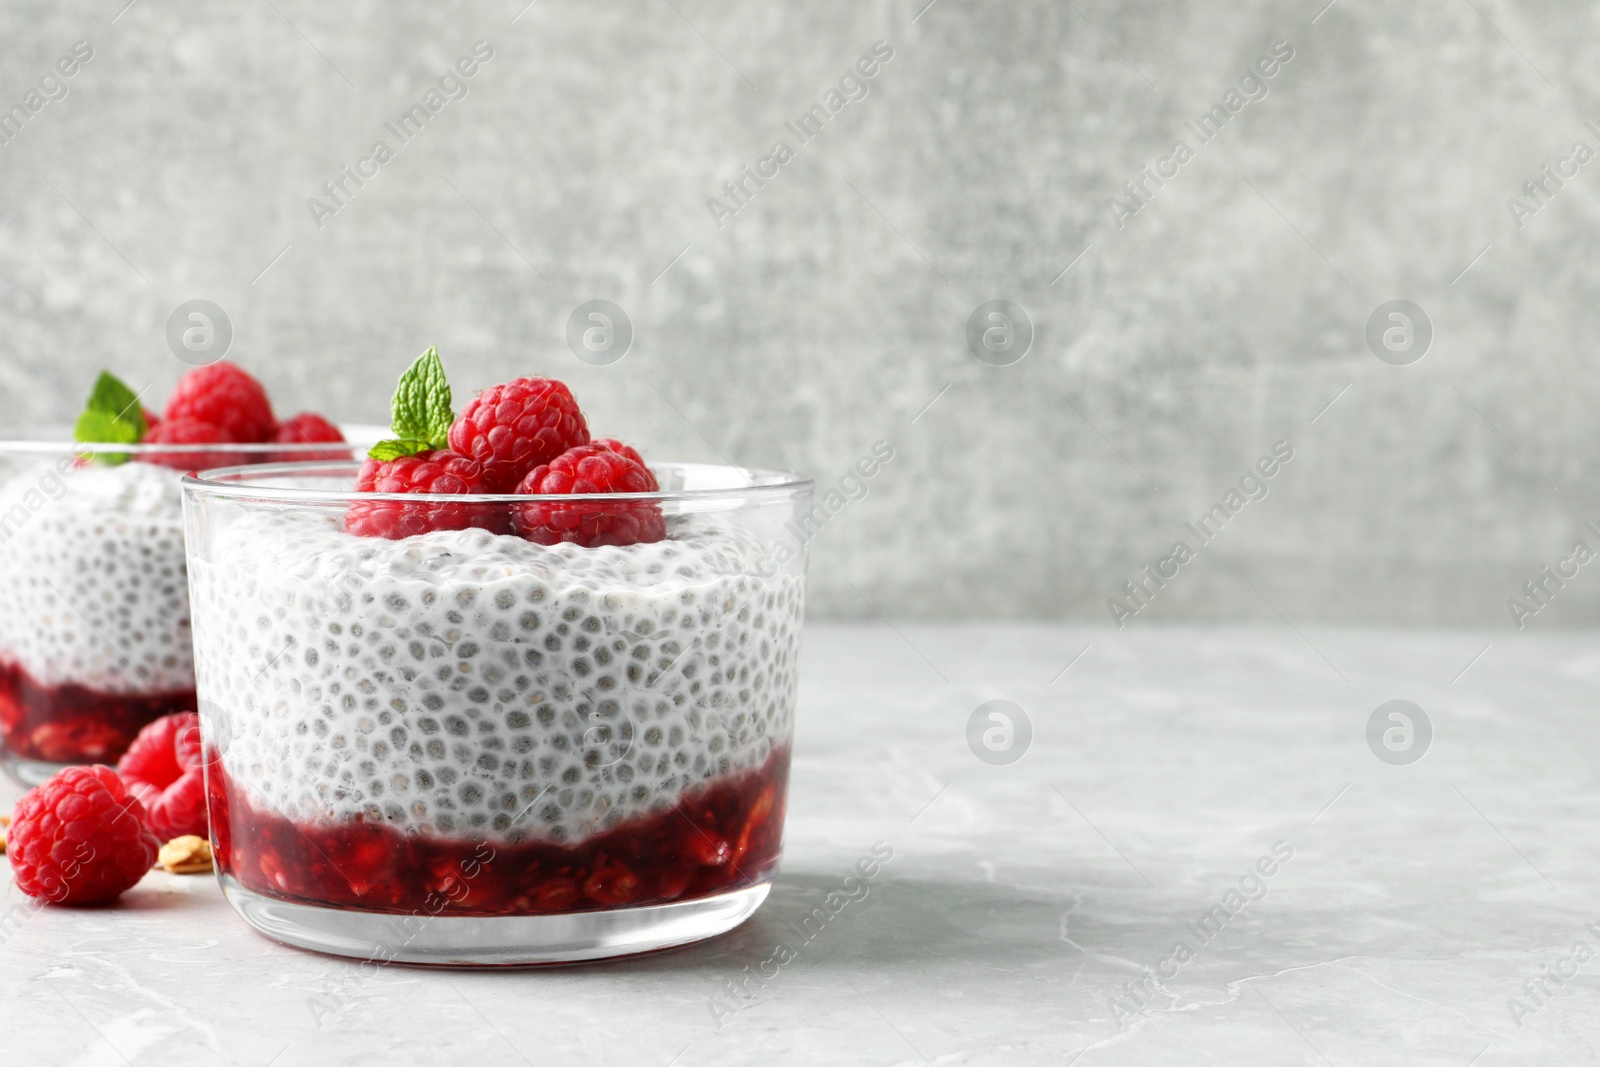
164 361 276 443
593 438 649 471
345 449 507 539
448 377 589 491
140 418 241 472
115 712 207 841
270 412 348 462
8 765 160 905
512 443 665 547
142 409 161 434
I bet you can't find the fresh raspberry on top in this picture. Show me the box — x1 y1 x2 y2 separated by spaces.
345 449 507 539
273 412 344 446
593 438 651 472
448 377 589 491
140 417 240 472
116 712 208 841
7 765 160 906
518 445 660 496
164 361 276 443
512 443 665 547
271 412 348 462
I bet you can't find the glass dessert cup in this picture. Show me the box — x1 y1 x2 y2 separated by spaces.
0 433 368 786
181 461 811 966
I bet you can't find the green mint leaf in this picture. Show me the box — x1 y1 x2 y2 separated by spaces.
73 411 137 465
73 370 146 464
389 347 452 450
84 371 143 423
366 439 429 462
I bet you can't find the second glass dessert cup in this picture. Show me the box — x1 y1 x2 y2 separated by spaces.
181 460 811 965
0 434 364 785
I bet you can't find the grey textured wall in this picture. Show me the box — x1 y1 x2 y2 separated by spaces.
1 0 1597 627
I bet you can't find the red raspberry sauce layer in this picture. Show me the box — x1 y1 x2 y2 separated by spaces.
208 746 790 917
0 659 196 764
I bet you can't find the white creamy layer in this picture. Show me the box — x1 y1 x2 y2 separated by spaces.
0 459 193 692
189 511 804 844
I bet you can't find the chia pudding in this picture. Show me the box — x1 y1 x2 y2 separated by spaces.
190 506 805 916
0 459 194 765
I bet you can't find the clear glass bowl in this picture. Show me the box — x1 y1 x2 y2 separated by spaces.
0 431 375 785
181 460 812 965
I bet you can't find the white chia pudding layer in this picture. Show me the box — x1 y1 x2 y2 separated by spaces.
189 512 804 845
0 460 192 692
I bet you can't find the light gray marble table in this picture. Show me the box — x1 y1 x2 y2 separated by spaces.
3 624 1598 1065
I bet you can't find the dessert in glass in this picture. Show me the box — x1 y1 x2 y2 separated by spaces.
183 351 812 964
0 365 358 785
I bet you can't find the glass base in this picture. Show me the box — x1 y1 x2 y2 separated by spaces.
219 874 772 966
0 749 71 788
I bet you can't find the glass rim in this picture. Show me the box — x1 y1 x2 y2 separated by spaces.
181 459 814 505
0 440 360 455
0 423 388 456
